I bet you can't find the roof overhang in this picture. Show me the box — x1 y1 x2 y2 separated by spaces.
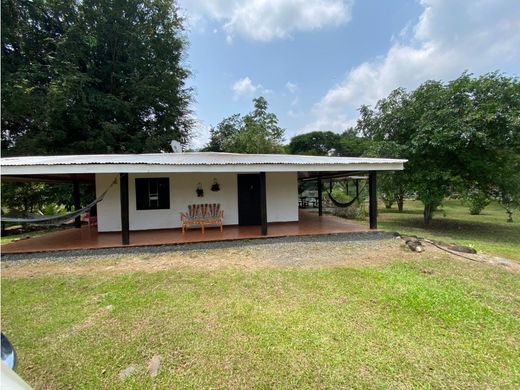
1 152 406 177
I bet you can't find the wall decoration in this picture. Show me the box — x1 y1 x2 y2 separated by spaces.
211 178 220 192
196 183 204 197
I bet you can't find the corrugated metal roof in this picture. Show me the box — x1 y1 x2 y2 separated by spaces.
1 152 407 166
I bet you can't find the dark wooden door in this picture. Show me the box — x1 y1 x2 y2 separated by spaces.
237 174 261 225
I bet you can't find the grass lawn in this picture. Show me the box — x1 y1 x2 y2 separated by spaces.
2 253 519 389
377 199 520 261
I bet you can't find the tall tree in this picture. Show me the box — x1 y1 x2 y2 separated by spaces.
205 97 285 154
2 0 193 156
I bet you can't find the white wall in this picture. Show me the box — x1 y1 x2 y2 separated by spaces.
96 172 298 232
95 174 122 232
266 172 299 222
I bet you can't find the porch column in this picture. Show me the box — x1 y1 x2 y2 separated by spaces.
317 177 323 216
368 171 377 229
259 172 268 235
73 179 81 228
120 173 130 245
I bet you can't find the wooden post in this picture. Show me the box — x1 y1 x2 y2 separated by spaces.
73 179 81 228
355 179 359 198
120 173 130 245
317 177 323 216
368 171 377 229
259 172 268 235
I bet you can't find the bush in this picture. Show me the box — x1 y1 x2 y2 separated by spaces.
463 189 490 215
331 202 368 220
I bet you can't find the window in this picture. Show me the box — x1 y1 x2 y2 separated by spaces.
135 178 170 210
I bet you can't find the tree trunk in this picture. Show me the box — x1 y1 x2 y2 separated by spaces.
397 192 404 212
423 203 434 225
506 209 513 223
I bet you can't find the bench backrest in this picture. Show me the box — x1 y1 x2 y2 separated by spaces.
187 203 221 218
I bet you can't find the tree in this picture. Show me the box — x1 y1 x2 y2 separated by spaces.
288 129 372 157
338 129 373 157
288 131 341 156
358 72 520 225
366 141 408 211
2 0 193 156
205 97 285 154
204 114 242 152
492 154 520 222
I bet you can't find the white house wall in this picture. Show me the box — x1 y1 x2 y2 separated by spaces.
95 172 298 232
266 172 299 222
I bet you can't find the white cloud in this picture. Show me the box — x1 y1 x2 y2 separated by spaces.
232 77 258 98
183 0 353 42
232 76 273 99
305 0 520 132
286 81 298 94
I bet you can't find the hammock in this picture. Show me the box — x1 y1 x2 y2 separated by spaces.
1 176 118 226
327 178 365 208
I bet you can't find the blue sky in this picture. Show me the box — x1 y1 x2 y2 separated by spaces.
178 0 520 149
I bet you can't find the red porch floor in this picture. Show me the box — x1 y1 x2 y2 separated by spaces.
1 210 371 254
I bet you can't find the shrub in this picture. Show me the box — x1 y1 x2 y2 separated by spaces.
462 189 490 215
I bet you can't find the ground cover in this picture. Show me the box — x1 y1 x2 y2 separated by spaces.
2 237 519 389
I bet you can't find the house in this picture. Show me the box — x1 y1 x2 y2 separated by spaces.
1 152 406 248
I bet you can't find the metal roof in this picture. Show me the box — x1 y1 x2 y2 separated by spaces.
1 152 406 175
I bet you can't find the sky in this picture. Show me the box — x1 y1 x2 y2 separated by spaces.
178 0 520 149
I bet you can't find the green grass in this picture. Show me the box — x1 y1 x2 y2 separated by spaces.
377 199 520 261
2 258 519 389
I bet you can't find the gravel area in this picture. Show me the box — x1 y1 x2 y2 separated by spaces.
2 231 440 278
4 231 516 278
1 231 396 263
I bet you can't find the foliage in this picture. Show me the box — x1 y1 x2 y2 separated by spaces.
37 203 68 216
366 141 408 211
492 154 520 222
1 183 50 214
1 181 95 215
1 0 193 155
338 129 374 157
461 187 491 215
205 97 285 154
204 114 242 153
358 72 520 225
288 131 341 155
288 129 372 157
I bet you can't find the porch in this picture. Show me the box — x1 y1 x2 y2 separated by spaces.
1 210 371 254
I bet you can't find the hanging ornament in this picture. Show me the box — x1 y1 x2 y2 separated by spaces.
211 178 220 192
196 183 204 197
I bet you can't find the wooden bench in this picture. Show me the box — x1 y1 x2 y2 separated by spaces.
180 203 224 234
